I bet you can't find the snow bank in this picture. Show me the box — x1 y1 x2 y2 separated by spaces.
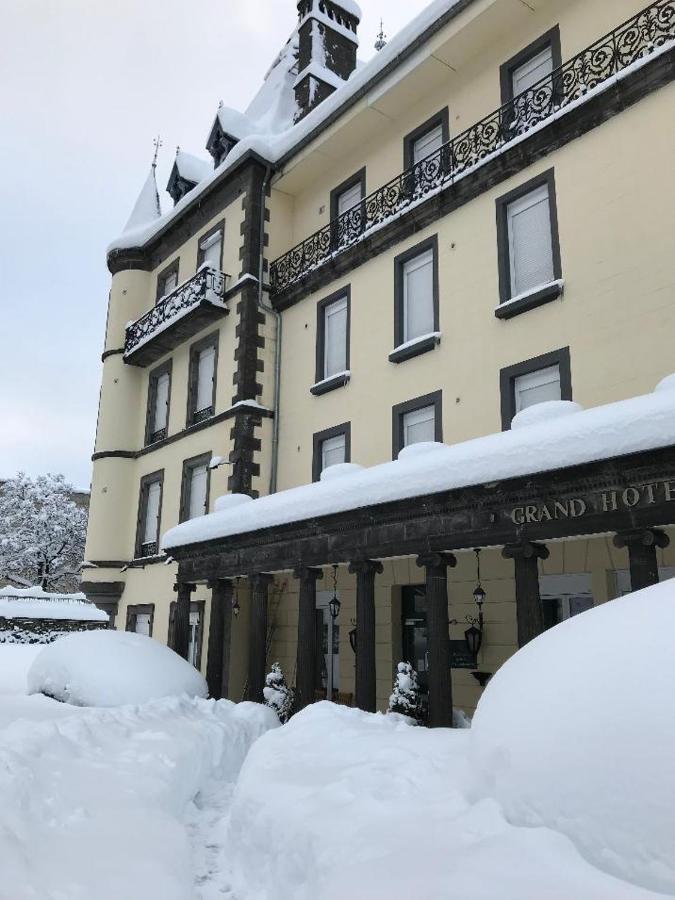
27 630 208 707
164 377 675 549
0 696 275 900
224 702 657 900
0 643 43 694
472 578 675 895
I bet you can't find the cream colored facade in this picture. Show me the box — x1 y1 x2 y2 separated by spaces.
85 0 675 714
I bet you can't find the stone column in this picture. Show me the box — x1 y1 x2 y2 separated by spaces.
502 542 549 647
348 560 383 713
205 579 233 700
613 528 670 592
248 573 273 703
294 567 323 711
172 582 196 660
416 552 457 728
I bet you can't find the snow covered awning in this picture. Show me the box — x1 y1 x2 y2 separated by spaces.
0 586 109 622
164 377 675 566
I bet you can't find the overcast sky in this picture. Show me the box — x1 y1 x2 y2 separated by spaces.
0 0 431 491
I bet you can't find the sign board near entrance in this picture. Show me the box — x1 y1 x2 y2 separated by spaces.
449 640 477 669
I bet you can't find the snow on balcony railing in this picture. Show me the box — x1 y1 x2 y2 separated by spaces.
270 0 675 295
124 266 229 359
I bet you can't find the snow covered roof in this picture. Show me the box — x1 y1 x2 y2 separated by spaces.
163 375 675 551
0 587 109 622
109 0 472 254
173 150 211 185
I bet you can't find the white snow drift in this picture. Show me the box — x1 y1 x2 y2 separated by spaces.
27 629 208 707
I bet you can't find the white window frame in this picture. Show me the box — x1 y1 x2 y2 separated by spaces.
321 433 346 473
513 364 561 414
402 404 436 448
506 183 555 298
152 372 170 435
199 228 223 270
194 345 216 417
323 295 348 379
413 123 444 165
143 481 161 548
402 248 435 343
512 44 554 97
187 463 209 520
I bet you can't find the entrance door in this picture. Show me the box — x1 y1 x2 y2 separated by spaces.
539 574 594 629
316 591 340 699
401 585 428 691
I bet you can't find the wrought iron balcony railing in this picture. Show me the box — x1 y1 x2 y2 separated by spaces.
124 266 228 363
270 0 675 295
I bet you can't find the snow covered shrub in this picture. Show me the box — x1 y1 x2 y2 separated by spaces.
263 663 294 723
388 661 423 723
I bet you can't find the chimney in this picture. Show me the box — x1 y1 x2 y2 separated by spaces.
294 0 361 122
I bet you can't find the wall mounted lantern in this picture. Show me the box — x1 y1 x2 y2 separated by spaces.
328 564 341 620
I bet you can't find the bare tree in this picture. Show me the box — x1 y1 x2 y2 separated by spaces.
0 473 88 592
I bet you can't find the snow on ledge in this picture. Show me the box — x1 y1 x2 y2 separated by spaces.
495 280 565 312
0 587 108 622
163 376 675 551
391 332 441 354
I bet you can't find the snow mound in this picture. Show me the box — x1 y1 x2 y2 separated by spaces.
319 462 364 481
511 399 583 429
27 630 208 707
0 696 276 900
214 492 254 512
655 372 675 392
472 579 675 895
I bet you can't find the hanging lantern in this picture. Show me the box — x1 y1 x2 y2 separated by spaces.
464 549 486 657
328 564 341 620
232 577 241 617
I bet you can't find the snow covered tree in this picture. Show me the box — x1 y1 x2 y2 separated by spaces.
0 473 88 592
263 662 294 723
388 661 424 723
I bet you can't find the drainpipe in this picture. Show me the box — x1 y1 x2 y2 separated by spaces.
256 164 282 495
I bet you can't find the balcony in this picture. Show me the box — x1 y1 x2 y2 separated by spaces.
124 266 229 367
270 0 675 297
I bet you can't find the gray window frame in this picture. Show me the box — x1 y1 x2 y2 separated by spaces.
134 469 164 559
391 235 440 363
403 108 450 171
145 359 173 446
392 391 443 459
186 331 219 427
495 169 563 319
155 259 180 303
126 603 155 637
499 346 572 430
500 26 562 106
179 452 213 523
312 422 352 483
312 286 351 395
196 220 225 271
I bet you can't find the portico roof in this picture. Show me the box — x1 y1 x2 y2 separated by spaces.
164 377 675 556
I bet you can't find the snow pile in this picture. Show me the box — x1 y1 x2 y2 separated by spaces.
27 629 208 707
0 585 108 621
224 700 657 900
0 696 276 900
472 578 675 895
174 149 211 184
164 376 675 549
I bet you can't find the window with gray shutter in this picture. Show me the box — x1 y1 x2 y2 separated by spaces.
506 183 555 298
323 295 348 378
403 249 435 342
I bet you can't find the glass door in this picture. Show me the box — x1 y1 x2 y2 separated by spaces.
401 585 428 692
316 591 340 700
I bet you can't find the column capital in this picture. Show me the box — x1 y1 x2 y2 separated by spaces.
293 566 324 584
348 559 384 576
502 541 549 562
207 577 235 590
416 551 457 571
173 581 197 594
613 528 670 550
249 572 274 590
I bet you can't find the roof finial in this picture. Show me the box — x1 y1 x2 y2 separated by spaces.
152 135 162 169
374 19 387 52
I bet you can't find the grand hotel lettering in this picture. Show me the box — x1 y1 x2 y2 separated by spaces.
509 480 675 527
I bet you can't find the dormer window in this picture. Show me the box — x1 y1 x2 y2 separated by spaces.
166 151 211 206
206 117 239 168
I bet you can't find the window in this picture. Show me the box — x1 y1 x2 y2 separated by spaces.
495 170 562 317
500 347 571 429
500 27 562 106
514 364 561 413
145 361 172 445
197 222 224 271
392 236 439 362
330 169 366 249
126 604 155 636
312 423 351 482
540 574 593 630
187 333 218 426
180 453 212 523
313 288 351 393
168 600 205 669
392 392 442 459
403 109 450 171
135 470 164 558
156 259 179 303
